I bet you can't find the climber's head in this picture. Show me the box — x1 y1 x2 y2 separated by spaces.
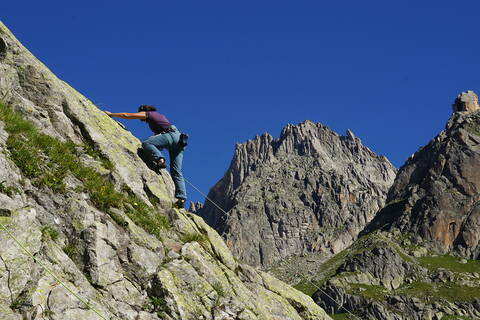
138 105 156 112
138 105 156 121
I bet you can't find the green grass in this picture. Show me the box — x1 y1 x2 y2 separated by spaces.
9 298 26 309
332 281 480 305
83 143 114 170
180 232 208 244
329 314 355 320
434 283 480 302
418 255 480 273
106 209 129 227
396 282 480 303
42 310 55 317
396 282 434 298
294 232 384 296
0 181 20 196
294 249 350 295
143 295 168 316
211 282 225 297
63 243 77 259
443 316 476 320
0 102 170 239
41 226 59 241
347 283 388 301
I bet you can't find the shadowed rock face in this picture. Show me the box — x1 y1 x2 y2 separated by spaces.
310 231 480 320
198 121 396 268
367 104 480 258
305 91 480 320
0 22 332 320
0 36 6 59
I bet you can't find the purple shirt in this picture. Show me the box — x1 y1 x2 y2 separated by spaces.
145 111 171 134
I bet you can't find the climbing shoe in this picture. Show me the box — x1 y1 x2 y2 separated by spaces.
173 198 185 209
153 157 167 172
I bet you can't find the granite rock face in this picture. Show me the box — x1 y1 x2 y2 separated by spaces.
307 92 480 319
306 231 480 320
367 102 480 259
0 22 331 320
198 120 396 268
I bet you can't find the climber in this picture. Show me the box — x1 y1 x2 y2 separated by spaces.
104 105 187 208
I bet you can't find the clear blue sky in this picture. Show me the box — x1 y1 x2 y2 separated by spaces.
2 1 479 203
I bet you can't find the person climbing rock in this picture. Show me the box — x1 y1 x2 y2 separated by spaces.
104 105 187 208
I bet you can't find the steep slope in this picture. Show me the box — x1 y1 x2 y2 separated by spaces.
303 92 480 320
367 90 480 258
0 22 331 320
198 120 396 269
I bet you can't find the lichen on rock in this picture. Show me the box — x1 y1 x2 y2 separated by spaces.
0 21 331 320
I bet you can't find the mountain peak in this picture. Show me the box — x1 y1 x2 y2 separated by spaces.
367 92 480 258
452 90 479 113
198 119 396 268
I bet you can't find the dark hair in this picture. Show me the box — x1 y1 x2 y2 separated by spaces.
138 105 157 112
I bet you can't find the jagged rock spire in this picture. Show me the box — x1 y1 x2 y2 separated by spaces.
452 90 479 113
198 120 396 268
368 92 480 258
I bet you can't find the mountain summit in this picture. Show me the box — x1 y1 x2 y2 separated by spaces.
367 90 480 258
309 92 480 319
198 120 396 268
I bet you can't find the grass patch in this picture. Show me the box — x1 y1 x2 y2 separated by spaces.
347 283 388 301
63 243 77 259
143 295 168 316
107 209 128 227
434 283 480 302
10 298 27 310
293 281 320 297
123 193 170 238
180 232 208 244
83 143 114 170
0 181 20 196
418 255 480 273
41 226 59 241
211 282 225 297
0 102 169 239
396 282 480 303
329 314 355 320
393 245 415 263
42 310 55 317
294 232 383 296
396 282 434 298
293 247 351 295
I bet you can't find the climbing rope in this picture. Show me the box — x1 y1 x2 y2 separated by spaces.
182 176 234 236
174 176 272 315
298 277 361 320
0 221 111 320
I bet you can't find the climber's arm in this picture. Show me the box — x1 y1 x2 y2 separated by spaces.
104 111 146 120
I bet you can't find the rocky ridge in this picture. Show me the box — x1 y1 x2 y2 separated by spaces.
0 22 331 320
198 119 396 269
367 90 480 258
302 92 480 319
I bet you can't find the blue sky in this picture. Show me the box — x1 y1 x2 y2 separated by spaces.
2 1 479 203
